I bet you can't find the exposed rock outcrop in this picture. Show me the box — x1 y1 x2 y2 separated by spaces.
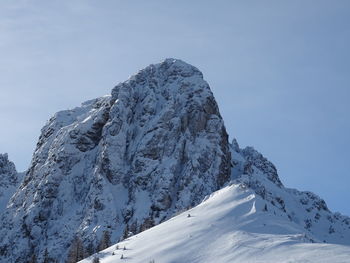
0 153 23 213
230 140 350 245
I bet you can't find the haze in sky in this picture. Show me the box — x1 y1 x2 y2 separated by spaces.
0 1 349 215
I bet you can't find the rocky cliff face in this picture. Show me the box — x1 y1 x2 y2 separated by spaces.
0 59 231 262
0 153 23 213
0 154 17 186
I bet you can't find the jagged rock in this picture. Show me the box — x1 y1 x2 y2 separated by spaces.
0 153 23 213
0 154 17 184
230 141 350 246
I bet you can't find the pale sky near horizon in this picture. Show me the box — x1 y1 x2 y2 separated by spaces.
1 1 349 215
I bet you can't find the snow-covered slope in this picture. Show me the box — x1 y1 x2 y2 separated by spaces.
0 153 23 213
0 59 231 262
230 141 350 245
79 138 350 263
79 184 350 263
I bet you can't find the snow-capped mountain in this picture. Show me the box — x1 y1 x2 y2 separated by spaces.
0 58 349 263
0 59 231 262
0 153 23 214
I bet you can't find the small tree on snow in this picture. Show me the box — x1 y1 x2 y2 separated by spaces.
85 241 96 257
66 236 85 263
98 230 111 251
123 224 129 239
43 248 51 263
129 221 138 235
139 217 155 232
28 254 37 263
263 204 268 211
92 257 100 263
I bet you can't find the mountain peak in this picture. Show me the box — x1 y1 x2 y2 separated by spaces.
146 58 203 78
112 58 204 100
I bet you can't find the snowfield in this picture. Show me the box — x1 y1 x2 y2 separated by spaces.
80 184 350 263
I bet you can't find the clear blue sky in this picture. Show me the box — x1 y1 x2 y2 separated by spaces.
0 1 349 215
